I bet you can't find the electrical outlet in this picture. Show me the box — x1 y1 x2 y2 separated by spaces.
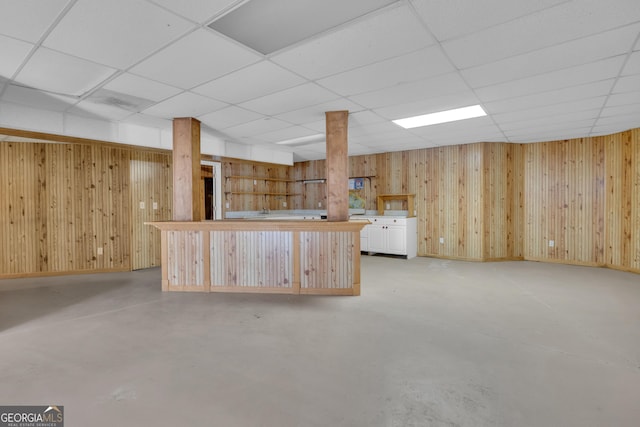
225 202 230 209
439 237 444 244
318 202 322 207
139 201 145 209
153 202 158 210
386 203 391 210
253 179 257 185
97 247 103 255
283 201 287 207
549 240 555 247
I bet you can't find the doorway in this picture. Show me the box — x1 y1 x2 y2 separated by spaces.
201 161 222 220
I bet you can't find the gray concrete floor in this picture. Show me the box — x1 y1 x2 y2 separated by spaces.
1 257 639 427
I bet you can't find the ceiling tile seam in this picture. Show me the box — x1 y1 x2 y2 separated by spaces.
588 29 640 135
406 0 510 143
0 0 79 100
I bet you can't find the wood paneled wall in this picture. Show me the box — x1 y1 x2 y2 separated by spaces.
0 142 172 277
2 127 638 278
605 129 640 272
0 143 131 276
292 128 640 273
523 138 606 265
130 151 172 270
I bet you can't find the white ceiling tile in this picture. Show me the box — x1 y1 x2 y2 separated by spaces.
355 133 425 147
499 110 601 134
119 113 173 130
475 56 626 102
442 0 640 69
0 0 69 43
506 127 594 142
273 99 364 126
349 72 469 109
462 23 640 88
193 61 305 103
299 120 326 133
373 92 481 120
14 47 116 96
622 51 640 75
591 122 638 135
222 117 293 139
149 0 239 23
605 91 640 107
484 80 615 114
349 121 403 137
0 35 33 79
501 118 596 134
271 4 433 79
198 106 263 130
142 92 227 118
317 46 454 96
103 73 182 102
410 0 566 41
239 83 339 116
2 84 78 111
494 97 606 124
612 75 640 94
130 29 262 89
255 126 321 144
348 111 388 127
43 0 193 69
67 99 135 121
600 103 640 118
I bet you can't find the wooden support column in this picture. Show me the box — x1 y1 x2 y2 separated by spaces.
172 117 202 221
325 111 349 221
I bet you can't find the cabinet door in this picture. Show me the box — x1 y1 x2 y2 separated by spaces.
386 225 406 255
368 224 386 252
360 224 370 251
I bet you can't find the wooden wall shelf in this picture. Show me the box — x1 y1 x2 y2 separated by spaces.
224 192 296 196
227 175 294 182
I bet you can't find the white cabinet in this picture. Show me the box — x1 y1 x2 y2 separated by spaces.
360 216 416 259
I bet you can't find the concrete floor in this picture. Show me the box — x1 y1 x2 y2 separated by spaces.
1 257 639 427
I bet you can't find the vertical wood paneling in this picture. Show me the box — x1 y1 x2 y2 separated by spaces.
130 151 172 270
210 230 293 287
606 129 640 272
300 231 353 289
1 142 131 277
523 138 606 265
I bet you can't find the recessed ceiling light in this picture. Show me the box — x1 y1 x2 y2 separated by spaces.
208 0 397 55
393 105 487 129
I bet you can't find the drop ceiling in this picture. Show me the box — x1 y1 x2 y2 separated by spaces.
0 0 638 161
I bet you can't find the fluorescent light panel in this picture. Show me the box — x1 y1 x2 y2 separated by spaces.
393 105 486 129
275 133 325 146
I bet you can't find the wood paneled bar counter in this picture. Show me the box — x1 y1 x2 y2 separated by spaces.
147 219 368 295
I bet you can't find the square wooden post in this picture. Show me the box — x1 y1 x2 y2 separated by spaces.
172 117 201 221
325 111 349 222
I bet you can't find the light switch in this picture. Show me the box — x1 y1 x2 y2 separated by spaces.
97 247 103 255
153 202 158 210
139 201 145 209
